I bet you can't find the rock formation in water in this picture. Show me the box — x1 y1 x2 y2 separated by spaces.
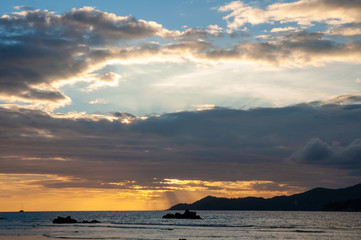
52 216 101 224
53 216 78 224
162 209 201 219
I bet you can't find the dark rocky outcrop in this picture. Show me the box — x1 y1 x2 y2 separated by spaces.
162 209 201 219
169 183 361 211
52 216 101 224
53 216 78 224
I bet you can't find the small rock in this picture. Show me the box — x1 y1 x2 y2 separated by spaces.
52 216 78 224
162 209 201 219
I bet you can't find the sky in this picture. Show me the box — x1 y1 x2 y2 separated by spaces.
0 0 361 211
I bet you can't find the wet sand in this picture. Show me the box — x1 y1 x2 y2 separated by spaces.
0 236 101 240
0 236 49 240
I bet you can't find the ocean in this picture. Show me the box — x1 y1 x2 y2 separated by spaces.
0 211 360 239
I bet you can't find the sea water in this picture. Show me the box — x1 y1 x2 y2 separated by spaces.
0 211 360 239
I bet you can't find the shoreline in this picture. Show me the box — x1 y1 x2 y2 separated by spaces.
0 236 49 240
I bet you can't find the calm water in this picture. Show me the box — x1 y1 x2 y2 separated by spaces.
0 211 360 239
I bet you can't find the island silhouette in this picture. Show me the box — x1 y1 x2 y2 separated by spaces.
169 183 361 211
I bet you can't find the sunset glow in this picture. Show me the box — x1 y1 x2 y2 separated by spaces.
0 173 306 211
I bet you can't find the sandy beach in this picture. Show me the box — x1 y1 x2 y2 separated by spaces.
0 236 49 240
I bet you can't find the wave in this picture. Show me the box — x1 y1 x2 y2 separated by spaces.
111 221 254 229
294 230 326 233
43 235 116 240
259 225 300 229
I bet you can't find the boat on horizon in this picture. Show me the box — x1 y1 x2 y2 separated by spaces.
19 203 24 212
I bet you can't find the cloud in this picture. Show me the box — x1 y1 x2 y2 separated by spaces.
83 72 122 92
270 27 298 33
219 1 268 29
112 112 136 118
291 138 361 169
320 94 361 105
20 89 67 101
0 98 360 191
327 24 361 36
292 138 333 162
111 112 137 124
60 6 178 43
219 0 361 30
13 6 35 11
203 30 361 66
1 5 360 112
0 7 175 107
89 99 107 105
165 40 212 54
181 25 224 39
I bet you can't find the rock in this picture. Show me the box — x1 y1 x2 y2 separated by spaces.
52 216 78 224
162 209 202 219
53 216 101 224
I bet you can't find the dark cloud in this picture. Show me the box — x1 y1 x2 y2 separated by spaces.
0 100 360 190
20 89 67 101
112 112 136 118
291 138 333 162
291 138 361 169
252 182 301 192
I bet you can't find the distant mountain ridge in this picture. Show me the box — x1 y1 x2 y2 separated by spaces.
169 183 361 211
